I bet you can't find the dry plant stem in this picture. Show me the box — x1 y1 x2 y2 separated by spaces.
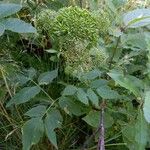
0 102 12 124
1 69 12 98
1 69 23 121
97 101 105 150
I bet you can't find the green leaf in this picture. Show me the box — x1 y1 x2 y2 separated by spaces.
2 18 36 33
143 90 150 123
81 69 101 80
38 69 58 85
0 23 5 36
90 79 108 89
16 68 37 85
0 3 22 18
44 109 63 149
123 9 150 28
25 105 46 118
121 33 147 50
77 88 89 105
105 0 117 14
25 67 37 79
83 111 99 128
16 74 30 85
59 97 88 116
62 85 77 96
122 111 148 150
22 117 44 150
6 86 41 107
87 88 99 106
83 111 114 128
112 0 127 8
122 122 141 150
108 70 143 97
135 111 148 147
96 86 120 100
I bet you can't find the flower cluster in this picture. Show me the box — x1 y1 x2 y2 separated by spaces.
36 6 110 75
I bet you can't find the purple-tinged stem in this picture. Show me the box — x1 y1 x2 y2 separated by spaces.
97 102 105 150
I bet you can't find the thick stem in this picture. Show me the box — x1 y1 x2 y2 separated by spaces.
97 101 105 150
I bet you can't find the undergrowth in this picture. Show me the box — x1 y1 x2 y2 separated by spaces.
0 0 150 150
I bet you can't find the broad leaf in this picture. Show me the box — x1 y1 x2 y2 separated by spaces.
38 69 58 85
87 88 99 106
16 68 37 85
90 79 108 89
59 97 88 116
25 67 37 79
25 105 46 118
62 85 77 96
143 90 150 123
44 109 63 149
108 70 143 97
123 9 150 28
81 69 101 80
22 117 44 150
77 88 89 105
2 18 36 33
135 111 148 147
83 111 114 128
15 74 30 85
96 86 121 100
121 33 147 50
6 86 41 106
0 23 5 36
122 122 142 150
122 111 148 150
0 3 22 18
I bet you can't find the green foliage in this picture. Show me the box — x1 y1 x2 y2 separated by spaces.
1 18 36 33
22 117 44 150
6 86 41 107
77 88 89 105
36 6 110 75
123 8 150 28
38 69 58 85
0 3 36 36
63 42 94 75
108 70 144 97
143 90 150 123
0 3 22 18
62 85 77 96
25 105 47 117
35 9 57 34
53 6 99 44
36 6 109 46
45 109 63 149
59 97 89 116
87 88 99 107
83 111 114 128
96 85 121 100
1 1 150 150
122 111 149 150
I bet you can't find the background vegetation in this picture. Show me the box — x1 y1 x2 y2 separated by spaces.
0 0 150 150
